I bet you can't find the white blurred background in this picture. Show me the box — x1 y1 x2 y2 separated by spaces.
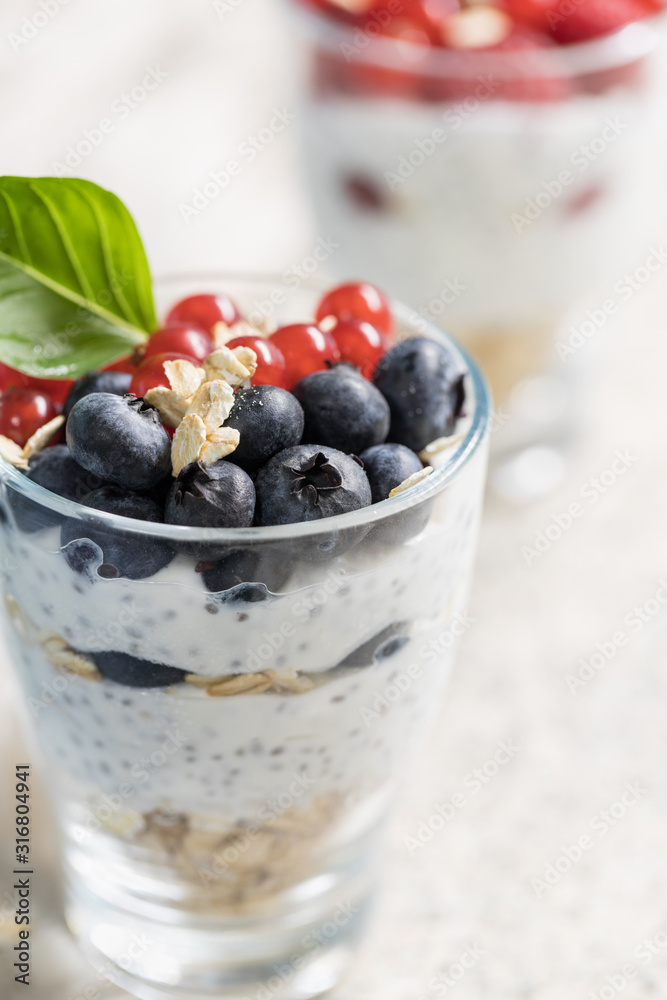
0 0 313 276
1 2 667 999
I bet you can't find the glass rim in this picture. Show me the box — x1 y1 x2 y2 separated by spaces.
289 2 665 79
0 272 490 544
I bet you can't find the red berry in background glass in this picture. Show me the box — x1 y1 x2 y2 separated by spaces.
225 334 287 388
330 318 388 379
143 325 215 364
441 6 513 48
269 324 340 389
0 387 57 447
502 0 559 31
315 282 394 336
553 0 646 43
380 17 432 49
411 0 461 42
129 352 195 398
165 294 242 336
303 0 374 21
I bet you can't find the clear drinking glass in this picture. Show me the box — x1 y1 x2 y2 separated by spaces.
0 275 489 1000
289 7 667 494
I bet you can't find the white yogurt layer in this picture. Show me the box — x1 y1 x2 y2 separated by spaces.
3 460 475 678
301 79 667 334
0 441 486 820
10 619 456 820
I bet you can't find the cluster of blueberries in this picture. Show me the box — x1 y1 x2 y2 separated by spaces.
17 336 464 589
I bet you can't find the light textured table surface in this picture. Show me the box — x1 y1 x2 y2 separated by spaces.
1 2 667 998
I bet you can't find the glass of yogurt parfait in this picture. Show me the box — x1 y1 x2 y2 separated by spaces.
0 253 489 996
289 0 667 494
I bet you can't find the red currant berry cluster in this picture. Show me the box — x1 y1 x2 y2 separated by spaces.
269 281 392 388
134 282 392 395
306 0 662 102
304 0 660 48
0 283 394 446
0 365 73 447
130 293 241 393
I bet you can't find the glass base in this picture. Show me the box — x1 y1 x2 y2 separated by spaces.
66 873 371 1000
62 797 378 1000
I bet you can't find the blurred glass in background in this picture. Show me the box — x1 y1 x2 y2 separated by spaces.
287 0 667 496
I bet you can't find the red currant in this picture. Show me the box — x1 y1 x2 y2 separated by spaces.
315 282 394 336
329 318 388 378
25 375 75 409
143 325 214 364
0 364 29 393
103 355 137 375
0 387 58 447
165 294 241 336
129 352 195 398
269 324 340 389
225 335 287 388
0 365 74 410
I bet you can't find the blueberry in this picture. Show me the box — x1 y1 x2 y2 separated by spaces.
336 623 409 668
66 393 171 491
215 583 272 605
359 443 423 504
292 368 390 455
373 338 465 452
91 650 187 688
328 361 361 375
165 461 255 561
11 445 109 533
60 485 174 580
146 474 174 511
224 385 304 474
254 445 371 526
166 462 256 529
361 442 433 544
64 371 132 418
27 445 107 501
201 546 294 595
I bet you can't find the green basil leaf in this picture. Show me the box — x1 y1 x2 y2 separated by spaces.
0 176 156 377
0 261 144 378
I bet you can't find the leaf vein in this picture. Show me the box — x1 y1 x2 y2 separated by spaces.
76 185 143 329
0 190 32 265
0 249 145 339
29 182 96 301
